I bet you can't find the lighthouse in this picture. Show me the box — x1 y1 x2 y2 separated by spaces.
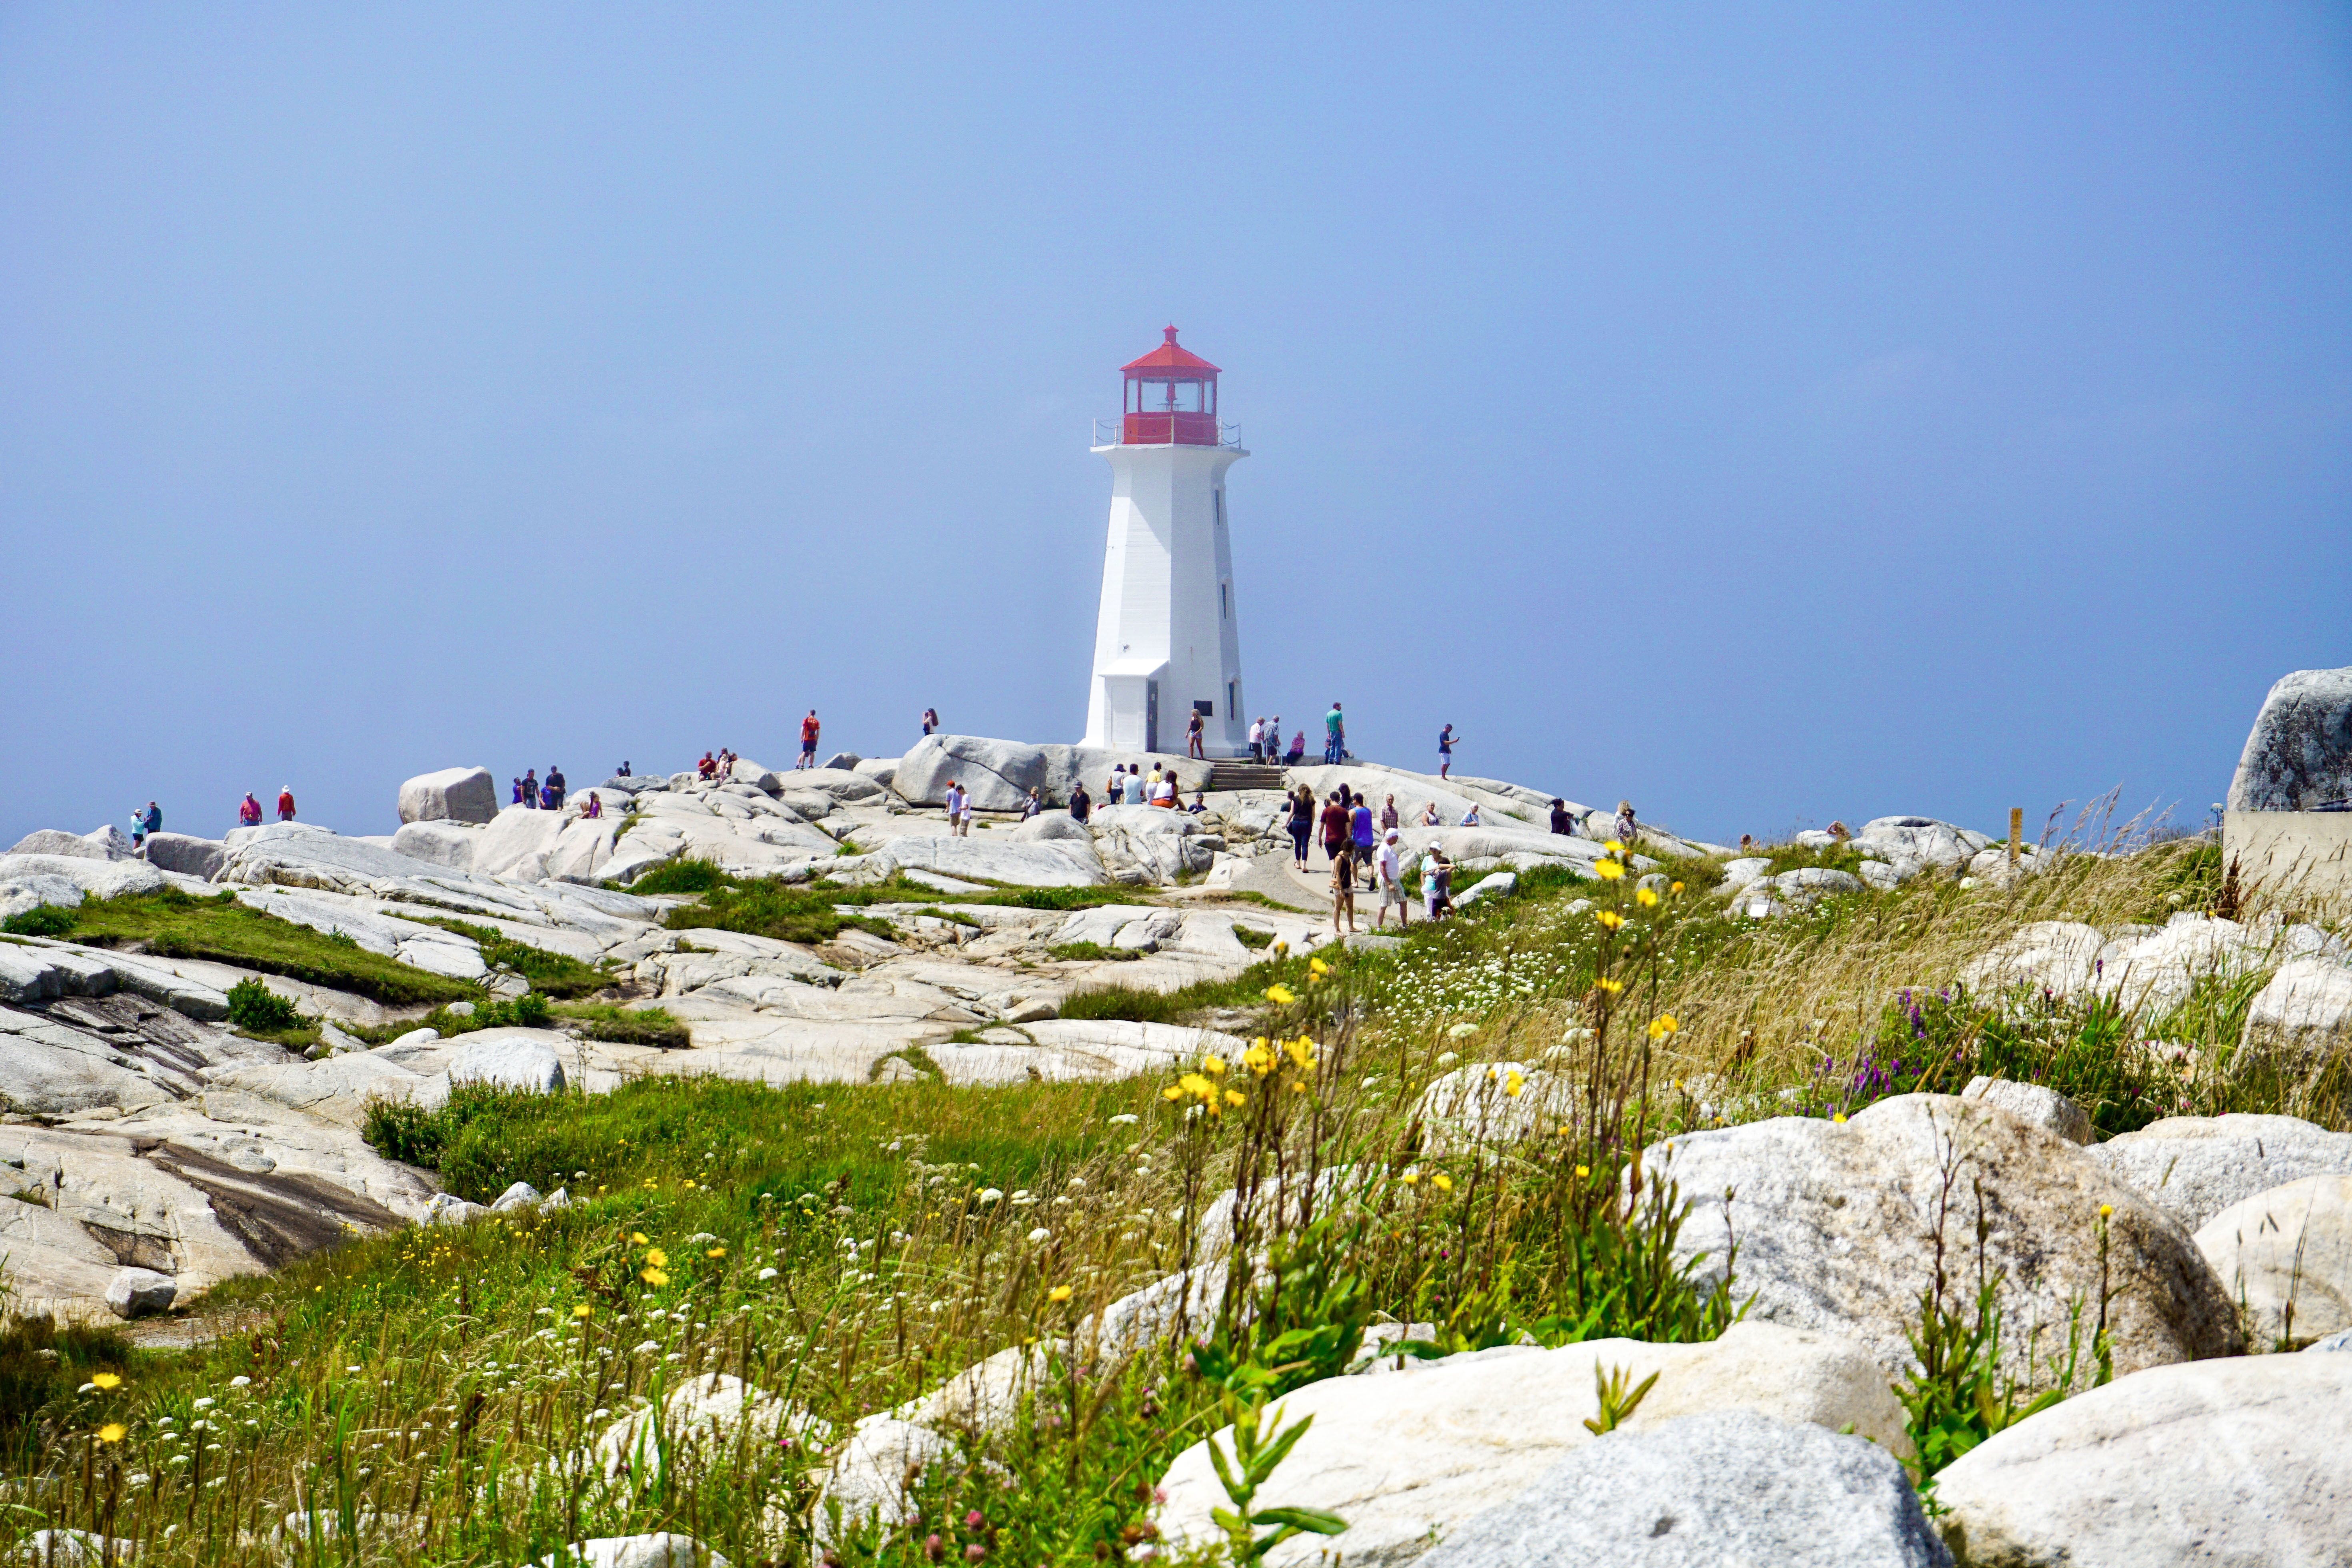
1080 327 1248 757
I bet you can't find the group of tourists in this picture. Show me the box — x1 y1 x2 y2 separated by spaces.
1101 762 1190 808
511 766 568 810
1244 716 1307 766
696 750 739 782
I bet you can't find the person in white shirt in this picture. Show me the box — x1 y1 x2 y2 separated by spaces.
1375 830 1409 929
1153 774 1177 808
1460 802 1481 827
946 782 969 836
1248 716 1266 762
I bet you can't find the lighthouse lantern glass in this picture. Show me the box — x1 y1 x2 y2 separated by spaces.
1119 326 1222 445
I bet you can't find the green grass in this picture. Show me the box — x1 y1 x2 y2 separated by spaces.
1046 941 1141 963
32 888 481 1007
348 992 553 1045
390 914 611 999
553 1001 692 1050
0 905 76 938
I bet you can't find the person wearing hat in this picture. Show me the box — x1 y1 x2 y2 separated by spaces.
1614 800 1638 844
1375 828 1410 929
276 786 297 822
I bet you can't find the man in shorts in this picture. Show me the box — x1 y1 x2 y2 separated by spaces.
799 710 820 769
1375 829 1409 929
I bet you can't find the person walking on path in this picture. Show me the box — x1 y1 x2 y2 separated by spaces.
1324 701 1346 764
1186 708 1205 759
1286 786 1314 868
921 708 939 738
1329 842 1359 935
799 711 821 769
1319 791 1352 871
276 786 297 822
1070 780 1092 824
945 781 970 836
1376 829 1410 930
1268 714 1282 762
130 801 160 848
1351 796 1378 890
546 765 566 810
1437 723 1457 780
1248 716 1266 763
238 792 263 828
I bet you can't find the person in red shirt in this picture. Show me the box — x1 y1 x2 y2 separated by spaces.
799 710 820 770
238 792 262 828
1319 792 1351 866
276 787 296 822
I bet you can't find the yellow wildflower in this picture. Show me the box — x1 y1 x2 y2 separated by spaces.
1401 1170 1419 1185
1177 1073 1216 1100
89 1373 122 1392
1504 1070 1525 1099
1224 1089 1246 1107
2097 1203 2113 1219
630 1232 648 1245
1595 910 1624 930
1242 1042 1276 1076
644 1248 668 1268
1283 1036 1316 1070
1594 860 1624 881
1636 886 1659 907
1575 1164 1591 1179
573 1304 593 1319
1646 1015 1678 1041
1432 1173 1454 1193
1603 839 1625 853
1308 956 1330 979
1048 1284 1074 1303
1162 1084 1184 1101
706 1247 727 1259
1264 984 1296 1005
97 1424 125 1445
1202 1054 1227 1076
1832 1113 1847 1124
1594 977 1623 995
641 1268 670 1287
1670 881 1686 894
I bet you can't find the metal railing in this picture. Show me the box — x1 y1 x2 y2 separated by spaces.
1092 418 1244 449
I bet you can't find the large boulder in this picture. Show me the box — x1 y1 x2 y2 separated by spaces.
103 1266 177 1319
1958 921 2107 1001
1849 817 1989 873
398 766 499 826
2092 914 2273 1020
448 1032 567 1094
1153 1321 1911 1567
1414 1411 1950 1568
9 829 125 861
1960 1076 2092 1144
2192 1175 2352 1347
471 806 575 880
1934 1352 2352 1568
2086 1114 2352 1232
1644 1094 2242 1384
389 820 481 872
141 833 225 880
2227 665 2352 811
879 836 1106 889
2239 956 2352 1076
0 853 164 901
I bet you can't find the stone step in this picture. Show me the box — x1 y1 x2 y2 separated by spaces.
1206 763 1291 793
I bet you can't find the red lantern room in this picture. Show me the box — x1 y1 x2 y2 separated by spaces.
1121 326 1221 445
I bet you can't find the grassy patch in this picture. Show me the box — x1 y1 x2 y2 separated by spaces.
1047 941 1141 963
0 905 76 938
348 992 553 1045
40 888 480 1007
1231 924 1276 949
391 914 610 999
553 1001 692 1050
0 1314 133 1470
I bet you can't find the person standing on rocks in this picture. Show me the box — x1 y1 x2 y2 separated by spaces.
1324 701 1346 764
945 781 969 835
546 765 566 809
1248 716 1266 762
1022 787 1043 819
921 707 939 738
238 792 263 828
522 768 539 808
1614 800 1638 844
1070 780 1092 824
1424 847 1454 920
1186 708 1205 759
799 711 820 770
1381 793 1400 835
1287 786 1314 869
276 786 297 822
130 801 160 848
1437 723 1457 779
1375 829 1410 929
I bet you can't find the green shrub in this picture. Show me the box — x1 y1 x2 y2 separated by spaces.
390 916 609 999
1232 925 1276 950
1 904 77 938
0 1314 133 1469
224 976 303 1033
556 1002 690 1050
626 857 729 896
1047 941 1140 963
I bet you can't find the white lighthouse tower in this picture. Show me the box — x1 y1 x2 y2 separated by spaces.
1080 327 1248 757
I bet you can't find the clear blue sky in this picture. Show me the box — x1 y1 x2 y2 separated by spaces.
4 4 2347 846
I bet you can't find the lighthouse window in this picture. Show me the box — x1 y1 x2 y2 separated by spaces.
1220 582 1229 618
1215 490 1224 526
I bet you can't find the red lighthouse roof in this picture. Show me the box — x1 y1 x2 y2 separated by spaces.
1122 325 1220 376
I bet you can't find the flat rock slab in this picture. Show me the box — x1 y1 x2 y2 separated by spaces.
1935 1352 2352 1568
2087 1113 2352 1231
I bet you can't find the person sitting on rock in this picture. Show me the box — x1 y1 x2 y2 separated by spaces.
697 752 717 781
1614 800 1638 844
1022 787 1043 819
1420 800 1443 828
1285 731 1306 766
1828 820 1850 840
238 792 263 827
1187 790 1207 815
1550 798 1574 836
1153 774 1178 808
276 786 297 822
1123 767 1146 806
1459 801 1481 828
580 792 603 820
716 750 736 782
617 760 632 778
